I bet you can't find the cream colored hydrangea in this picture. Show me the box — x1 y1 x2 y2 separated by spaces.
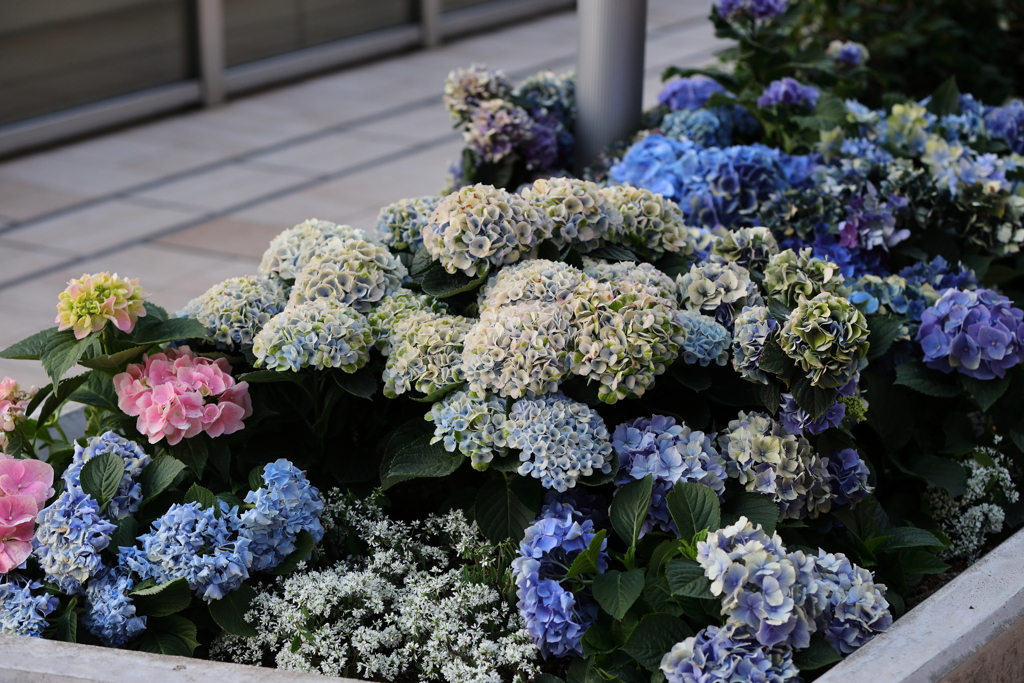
288 238 407 313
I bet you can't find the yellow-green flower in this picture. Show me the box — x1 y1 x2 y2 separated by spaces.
781 292 870 388
55 272 147 340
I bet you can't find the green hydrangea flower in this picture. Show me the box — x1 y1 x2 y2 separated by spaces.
55 272 147 340
582 258 678 301
383 312 473 398
780 292 870 388
288 238 407 313
764 248 848 309
253 299 371 373
376 196 441 252
599 185 697 257
520 177 617 251
178 275 288 350
711 226 779 271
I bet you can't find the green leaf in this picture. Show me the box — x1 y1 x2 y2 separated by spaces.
207 583 259 637
900 550 950 575
409 381 466 403
593 569 645 620
380 434 463 489
534 676 566 683
236 370 304 384
139 456 187 501
24 383 53 420
927 76 960 117
41 331 100 387
474 477 535 544
67 370 119 411
866 315 901 360
960 375 1011 412
907 455 968 497
37 372 91 426
565 530 607 579
623 613 694 671
758 339 791 374
766 300 793 325
580 622 617 656
131 577 192 617
78 345 151 374
611 475 653 547
267 530 316 575
182 483 218 511
666 483 721 542
665 559 715 599
670 362 713 392
790 372 836 419
143 301 168 320
875 527 944 551
50 599 78 643
137 615 199 656
171 437 208 477
589 244 637 262
0 327 59 360
80 452 125 509
332 367 377 400
894 360 962 397
131 316 208 344
421 267 487 298
112 516 138 550
758 380 782 413
720 492 779 535
793 634 842 670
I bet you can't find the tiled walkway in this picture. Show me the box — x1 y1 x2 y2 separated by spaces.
0 0 727 388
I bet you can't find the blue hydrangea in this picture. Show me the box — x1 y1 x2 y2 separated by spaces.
815 550 892 654
376 196 442 251
832 137 894 182
503 394 614 492
827 40 869 67
757 78 819 110
660 623 800 683
241 459 324 572
732 306 779 384
921 135 1010 195
826 448 872 508
675 310 731 366
120 502 252 603
849 274 915 318
662 109 733 148
613 415 727 536
63 431 151 519
658 76 727 111
899 256 978 292
513 70 575 128
0 579 59 637
917 288 1024 380
81 568 147 647
34 489 116 593
714 0 788 21
984 100 1024 154
178 275 288 350
838 184 909 250
779 393 845 436
511 500 607 658
426 389 508 469
938 95 989 144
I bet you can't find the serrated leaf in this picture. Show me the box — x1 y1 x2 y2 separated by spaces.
790 372 836 419
565 529 607 579
80 452 124 508
409 381 465 403
131 577 192 617
720 492 779 535
611 475 653 547
50 599 78 643
380 434 463 489
665 559 715 599
182 483 218 511
474 477 534 544
410 247 438 276
267 530 315 575
766 299 792 324
248 465 265 492
894 361 962 397
421 268 487 298
139 456 187 501
758 339 791 374
78 345 151 374
24 383 53 420
875 527 944 551
131 316 207 344
331 366 376 400
900 550 950 575
866 315 900 360
41 331 100 387
623 613 694 671
793 634 842 670
758 380 782 413
112 516 139 550
37 372 92 426
0 327 59 360
593 569 645 620
960 375 1010 412
67 370 119 411
589 244 637 262
208 583 259 636
137 615 199 656
143 301 168 321
666 483 721 542
171 437 208 477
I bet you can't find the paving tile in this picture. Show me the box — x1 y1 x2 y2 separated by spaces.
156 216 285 260
0 172 91 222
132 163 306 212
229 191 364 230
0 240 74 281
349 105 459 146
250 131 412 174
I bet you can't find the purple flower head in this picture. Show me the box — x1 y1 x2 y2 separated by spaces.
659 76 727 111
779 392 846 436
758 78 819 110
984 101 1024 154
826 448 871 507
522 109 563 171
715 0 789 22
827 40 869 67
839 183 909 251
899 256 978 292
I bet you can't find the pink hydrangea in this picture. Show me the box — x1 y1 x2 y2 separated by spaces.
0 455 54 511
114 346 252 445
0 377 36 451
55 272 147 340
0 494 37 573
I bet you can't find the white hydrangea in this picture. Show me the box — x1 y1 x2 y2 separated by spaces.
253 299 371 373
259 219 374 281
367 289 448 352
383 312 473 398
711 226 780 271
288 238 407 313
519 177 618 251
426 389 508 469
377 196 442 251
443 63 513 121
177 275 288 349
582 258 678 300
599 185 697 256
424 184 549 277
677 259 762 324
477 259 584 315
503 394 613 492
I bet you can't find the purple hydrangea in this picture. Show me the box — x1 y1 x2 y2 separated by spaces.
521 109 563 171
826 448 872 507
780 376 857 436
839 184 909 251
815 551 892 654
984 100 1024 154
827 40 869 67
757 78 819 110
899 256 978 292
715 0 789 22
660 623 800 683
659 76 727 111
241 459 324 572
916 288 1024 380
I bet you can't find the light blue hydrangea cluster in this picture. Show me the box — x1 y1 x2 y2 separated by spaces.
376 196 442 252
659 76 726 111
63 431 151 519
241 459 325 572
849 274 917 321
426 389 508 469
660 623 800 683
921 135 1010 196
582 259 678 301
259 220 374 281
288 237 407 313
366 288 448 352
612 415 727 536
34 489 116 593
478 259 584 312
885 102 935 155
253 299 372 373
0 579 59 637
503 394 614 492
120 502 252 603
675 310 731 366
81 568 147 647
513 70 575 127
814 550 892 654
520 177 618 251
178 275 289 349
732 305 779 383
984 100 1024 154
511 499 607 658
662 108 733 148
779 376 858 437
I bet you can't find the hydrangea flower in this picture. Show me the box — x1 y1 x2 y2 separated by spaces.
732 306 779 384
827 448 872 508
569 278 684 403
367 289 447 352
599 185 696 257
519 109 564 171
781 292 870 389
504 394 613 492
839 184 910 250
376 196 442 251
714 0 789 22
814 551 892 654
916 288 1024 380
178 275 288 349
259 220 373 281
757 78 819 110
921 134 1010 195
658 76 727 111
63 432 151 519
613 415 727 535
899 255 978 293
779 392 845 436
82 568 147 647
677 260 760 326
660 623 800 683
115 346 252 445
676 310 731 366
253 299 372 373
465 99 535 163
120 502 252 602
849 274 917 321
662 109 733 147
583 259 678 300
478 259 584 313
0 453 53 512
0 494 38 573
55 272 147 340
764 248 847 308
513 70 576 127
0 378 36 452
426 389 509 469
885 102 934 155
827 40 869 67
984 100 1024 154
0 579 58 637
288 238 407 313
34 488 116 593
241 459 324 572
383 312 473 398
424 184 548 277
712 227 779 271
521 178 617 251
443 64 513 121
463 303 573 399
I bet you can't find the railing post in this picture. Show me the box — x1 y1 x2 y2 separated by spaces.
197 0 226 106
421 0 443 48
574 0 647 173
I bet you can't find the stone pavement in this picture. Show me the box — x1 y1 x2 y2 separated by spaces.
0 0 727 389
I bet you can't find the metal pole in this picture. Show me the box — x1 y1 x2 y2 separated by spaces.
574 0 647 173
421 0 443 48
197 0 226 107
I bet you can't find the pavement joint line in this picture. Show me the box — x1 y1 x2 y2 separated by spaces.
119 195 211 214
0 236 79 258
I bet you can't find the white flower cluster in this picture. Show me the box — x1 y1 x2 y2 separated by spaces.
253 299 371 373
367 289 448 352
478 259 584 313
600 185 697 256
503 394 613 491
376 196 442 251
424 184 549 277
260 219 373 281
712 226 780 271
677 259 761 323
383 312 474 398
928 447 1020 560
426 389 509 469
443 63 513 121
212 493 538 683
520 178 617 251
582 258 679 300
178 275 288 349
289 238 407 313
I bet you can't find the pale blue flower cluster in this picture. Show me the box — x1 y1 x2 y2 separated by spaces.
120 502 252 603
582 259 678 301
241 459 325 572
465 100 535 163
712 226 780 271
731 305 779 383
675 310 731 366
503 394 614 492
259 220 373 281
660 623 800 683
34 489 116 593
757 78 819 110
253 299 372 373
612 415 727 535
899 255 978 293
443 63 512 121
814 550 892 654
0 579 59 637
376 196 442 251
81 568 147 647
520 177 617 250
659 76 726 111
514 71 575 127
677 259 759 326
426 389 508 469
921 135 1009 196
827 40 869 67
179 275 289 349
288 238 407 313
63 431 152 519
661 109 733 148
